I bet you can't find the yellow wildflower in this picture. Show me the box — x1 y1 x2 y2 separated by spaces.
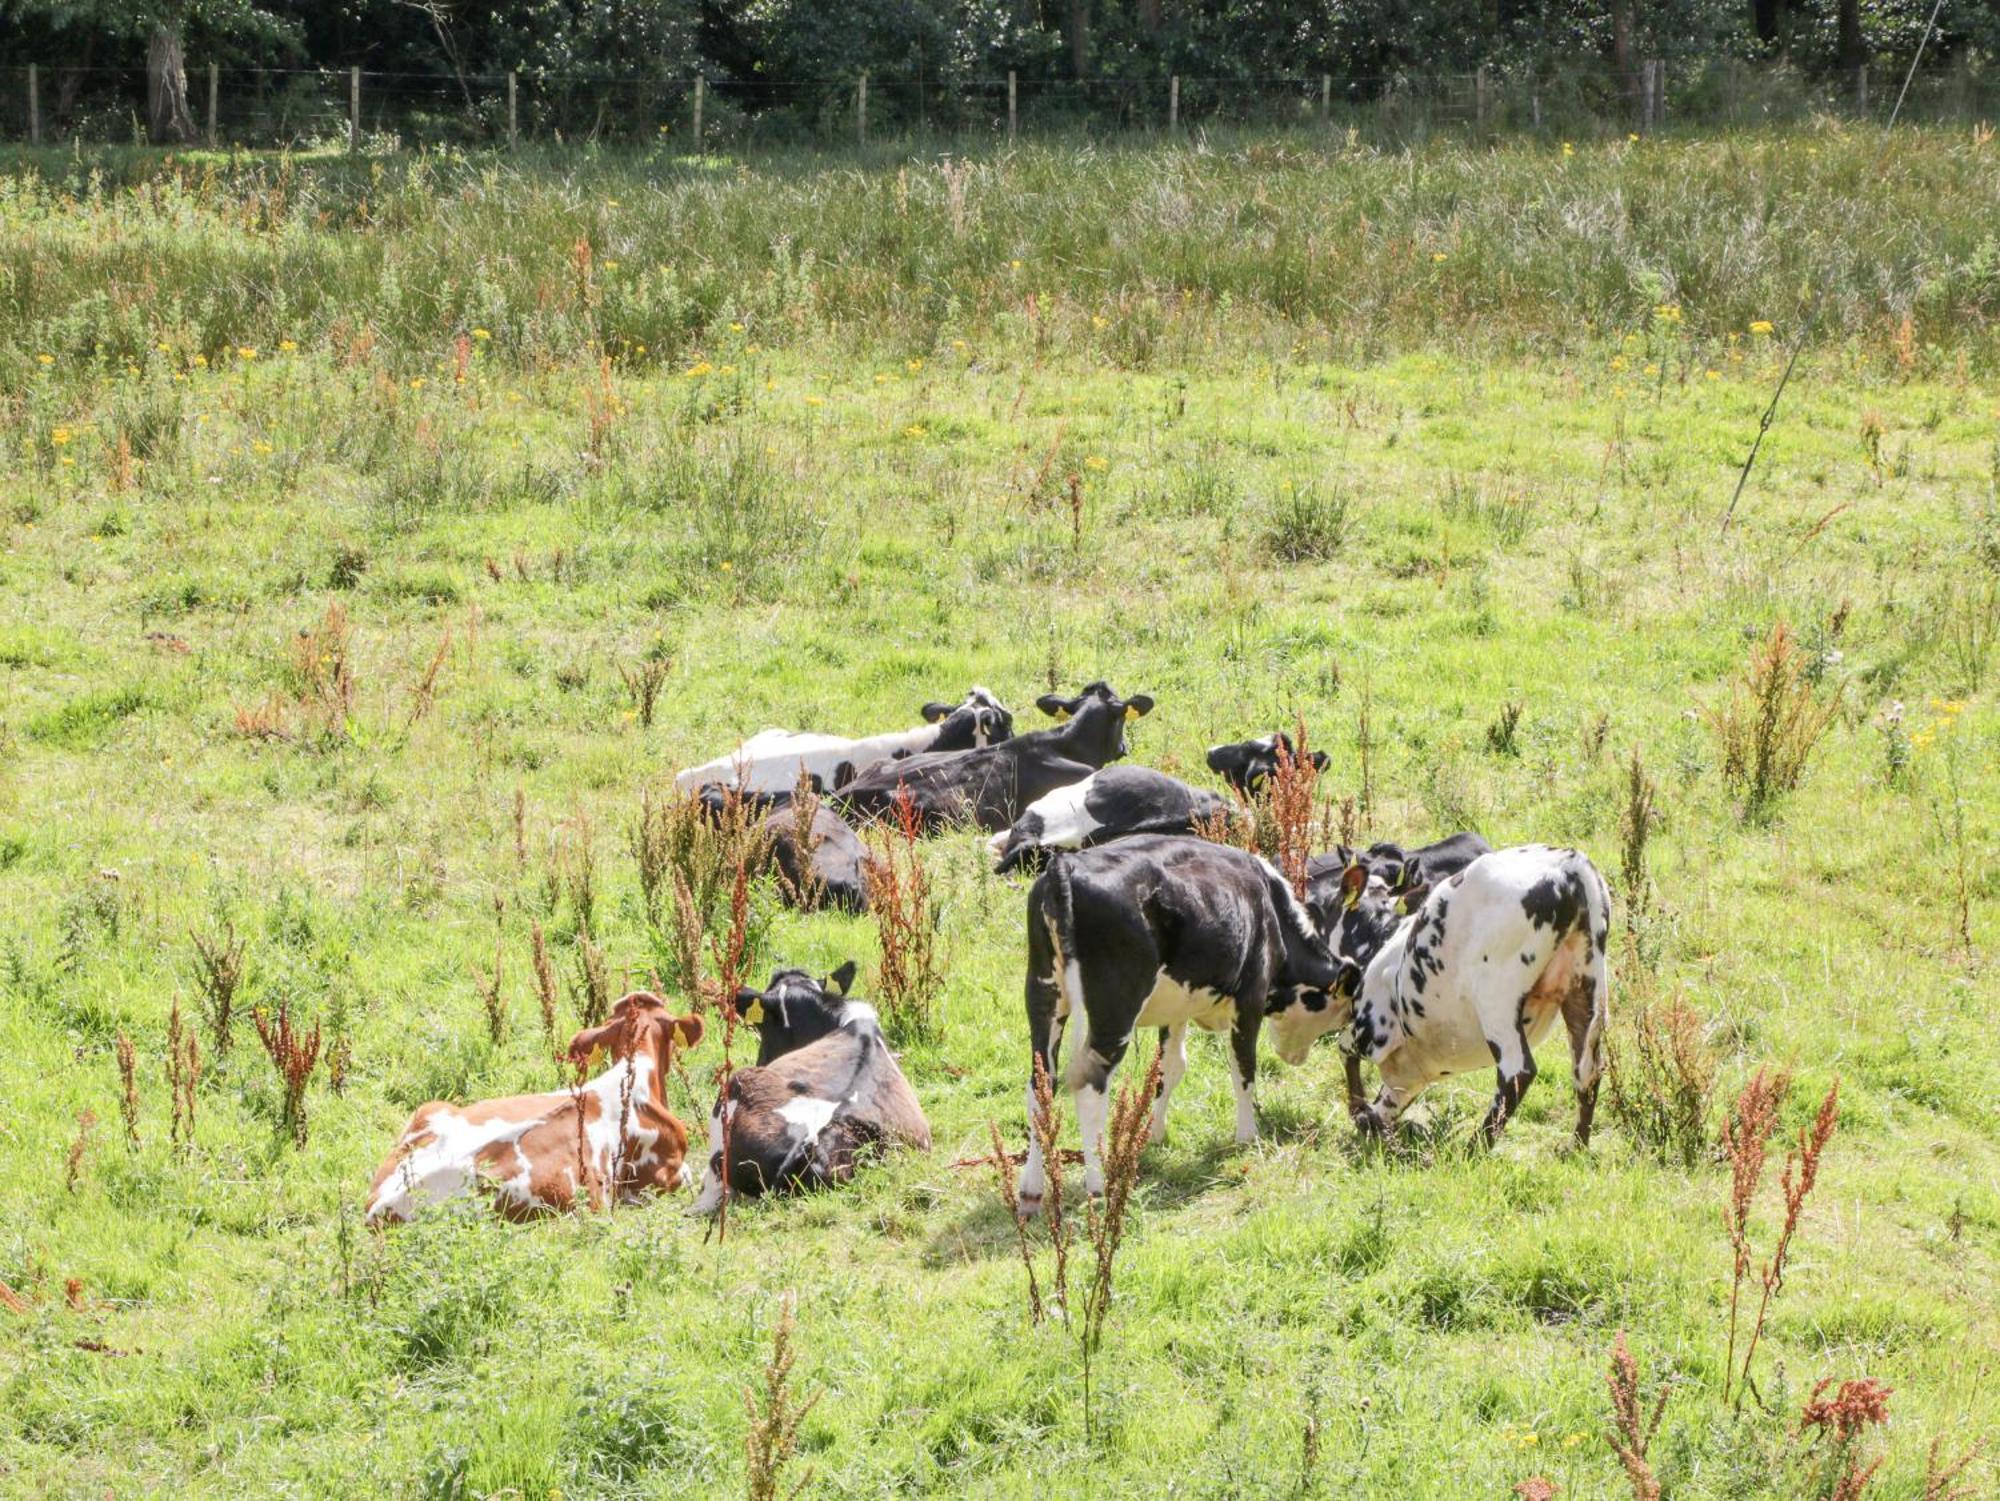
805 394 825 406
1705 369 1720 380
38 353 55 365
1084 455 1108 471
1562 142 1575 157
1432 252 1447 262
278 339 298 352
729 322 745 333
51 427 72 446
473 328 492 341
685 360 713 378
409 377 425 390
1092 314 1109 328
903 424 927 438
1750 320 1774 335
906 358 923 372
1009 259 1022 270
238 346 258 359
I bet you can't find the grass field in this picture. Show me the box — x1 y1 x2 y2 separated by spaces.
1 127 1997 1498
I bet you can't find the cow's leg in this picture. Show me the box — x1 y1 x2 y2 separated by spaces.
1068 1029 1130 1199
1482 1011 1538 1145
1357 1079 1418 1136
1563 964 1608 1149
1148 1023 1188 1145
1226 1014 1260 1145
1018 901 1069 1218
1017 1012 1067 1216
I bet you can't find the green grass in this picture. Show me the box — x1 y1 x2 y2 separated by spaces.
1 134 1997 1498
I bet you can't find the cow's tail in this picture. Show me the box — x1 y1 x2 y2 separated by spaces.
1572 852 1612 1091
1025 855 1075 1078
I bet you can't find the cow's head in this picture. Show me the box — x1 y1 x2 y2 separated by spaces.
734 960 861 1066
566 992 705 1072
922 687 1015 751
1206 732 1329 797
1034 682 1155 766
1266 862 1427 1064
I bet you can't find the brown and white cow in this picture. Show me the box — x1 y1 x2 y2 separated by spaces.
690 963 931 1211
365 993 704 1224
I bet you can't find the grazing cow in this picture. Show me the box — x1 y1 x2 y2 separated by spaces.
1205 732 1328 797
1015 836 1342 1213
839 682 1154 834
365 994 703 1223
695 784 871 914
988 765 1231 873
691 963 930 1210
1271 845 1611 1146
673 687 1013 795
1306 831 1494 895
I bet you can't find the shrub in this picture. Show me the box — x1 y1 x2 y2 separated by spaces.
1706 621 1842 819
1606 992 1715 1169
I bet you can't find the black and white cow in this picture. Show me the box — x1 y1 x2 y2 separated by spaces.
1205 732 1329 797
1015 835 1342 1213
673 687 1013 796
987 766 1231 874
693 785 871 914
690 963 931 1211
839 682 1154 834
1305 831 1494 896
1272 845 1611 1147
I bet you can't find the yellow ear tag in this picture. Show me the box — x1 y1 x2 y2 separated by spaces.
1124 704 1139 720
744 998 765 1024
587 1045 608 1072
1054 708 1072 723
672 1023 691 1048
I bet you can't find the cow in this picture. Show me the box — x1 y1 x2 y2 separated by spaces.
673 687 1013 796
365 993 703 1224
839 682 1155 834
691 962 930 1211
1014 836 1343 1214
1305 831 1494 896
987 765 1231 874
1205 732 1328 797
695 784 871 914
1270 845 1611 1147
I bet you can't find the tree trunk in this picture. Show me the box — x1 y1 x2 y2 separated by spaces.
1836 0 1866 71
1139 0 1162 32
1612 1 1635 109
1752 0 1784 50
147 24 198 145
1068 0 1090 80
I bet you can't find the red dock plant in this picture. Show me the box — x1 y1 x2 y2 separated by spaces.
253 1001 323 1147
1605 1330 1668 1501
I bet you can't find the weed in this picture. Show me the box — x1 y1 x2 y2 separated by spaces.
1618 745 1661 939
165 998 200 1152
743 1292 819 1501
288 601 357 745
1796 1378 1891 1499
1722 1067 1790 1406
1924 726 1975 953
1922 1437 1985 1500
188 922 245 1058
66 1109 97 1194
552 808 598 935
115 1032 139 1150
1605 1330 1668 1501
1706 621 1842 819
988 1120 1044 1326
1607 992 1715 1169
1262 479 1352 562
572 926 611 1029
404 628 452 726
775 766 828 913
1732 1076 1841 1407
1031 1056 1073 1330
1268 719 1321 900
472 895 507 1045
1486 700 1524 757
866 789 942 1043
529 919 561 1066
252 1001 323 1148
620 651 672 729
1080 1046 1161 1438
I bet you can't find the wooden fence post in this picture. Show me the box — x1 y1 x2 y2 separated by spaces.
1475 65 1489 128
857 72 867 147
27 63 39 146
1854 64 1869 114
692 74 704 146
348 66 360 153
1531 90 1542 129
1169 74 1179 131
206 62 218 146
508 71 518 148
1007 69 1017 141
1321 73 1331 124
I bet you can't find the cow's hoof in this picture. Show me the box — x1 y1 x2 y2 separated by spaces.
1352 1109 1386 1137
1015 1192 1043 1222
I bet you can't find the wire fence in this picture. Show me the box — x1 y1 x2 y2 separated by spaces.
5 59 2000 152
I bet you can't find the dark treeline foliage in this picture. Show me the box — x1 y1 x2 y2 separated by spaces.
3 0 1997 141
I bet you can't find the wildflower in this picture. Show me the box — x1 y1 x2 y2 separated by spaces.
409 377 425 390
61 456 76 467
37 353 54 365
606 199 621 208
602 259 619 269
1091 314 1109 328
903 424 927 438
1432 252 1447 262
253 441 274 455
1644 364 1659 376
1750 320 1774 335
278 339 298 352
951 338 967 350
719 560 732 572
1628 132 1640 143
729 322 745 333
685 360 713 378
1655 303 1682 323
1009 259 1022 269
238 347 258 360
1931 698 1966 716
1562 142 1575 158
156 342 172 353
906 358 923 372
1084 455 1107 471
805 394 825 406
635 344 647 354
193 354 208 367
472 328 492 341
765 379 777 391
1706 369 1721 380
874 373 890 384
51 427 72 447
1610 355 1627 371
1563 1433 1586 1449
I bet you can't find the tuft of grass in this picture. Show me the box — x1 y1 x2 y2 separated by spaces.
1707 621 1843 820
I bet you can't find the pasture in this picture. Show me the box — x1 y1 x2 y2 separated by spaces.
1 127 1997 1497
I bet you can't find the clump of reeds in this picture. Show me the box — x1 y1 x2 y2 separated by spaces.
252 1001 322 1147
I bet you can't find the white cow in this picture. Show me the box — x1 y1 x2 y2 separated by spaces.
673 687 1012 796
1267 845 1611 1146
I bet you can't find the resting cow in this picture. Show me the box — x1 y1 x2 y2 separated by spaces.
691 963 930 1210
1205 732 1328 797
696 784 870 914
988 765 1231 873
673 687 1013 795
365 993 703 1223
840 681 1154 834
1279 845 1611 1147
1015 836 1342 1214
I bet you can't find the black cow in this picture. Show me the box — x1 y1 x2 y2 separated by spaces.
838 682 1154 834
693 785 871 914
987 766 1231 874
673 687 1013 795
1014 835 1341 1214
1305 831 1494 897
1205 732 1328 797
690 963 931 1210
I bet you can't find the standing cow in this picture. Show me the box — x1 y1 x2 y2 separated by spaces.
1272 845 1611 1147
987 765 1230 873
1015 836 1342 1214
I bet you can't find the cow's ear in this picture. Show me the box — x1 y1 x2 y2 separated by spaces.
734 987 766 1025
920 701 952 723
1336 959 1364 999
1340 861 1368 910
1123 694 1155 719
1309 750 1330 772
1035 693 1074 721
826 960 857 996
671 1015 706 1050
1395 882 1432 916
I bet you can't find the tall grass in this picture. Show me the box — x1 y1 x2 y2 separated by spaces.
7 130 2000 371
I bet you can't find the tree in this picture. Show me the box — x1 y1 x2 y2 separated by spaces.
1836 0 1867 72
